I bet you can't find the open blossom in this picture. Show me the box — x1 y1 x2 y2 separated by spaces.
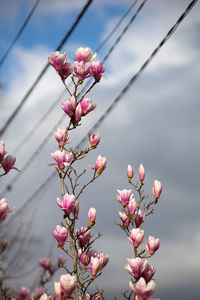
90 252 109 277
127 164 134 180
61 96 76 118
77 227 91 247
139 163 145 182
146 236 160 255
90 60 105 81
0 198 14 222
52 225 69 246
57 193 76 216
48 51 72 80
142 262 156 283
1 155 17 173
152 180 162 199
128 228 144 248
88 207 96 226
80 98 96 115
125 257 145 280
55 274 77 299
73 61 91 81
78 248 97 265
74 47 95 63
0 141 6 161
50 150 73 170
54 128 69 147
129 277 156 299
89 133 100 148
117 189 133 207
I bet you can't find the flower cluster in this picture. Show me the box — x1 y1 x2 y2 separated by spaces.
116 163 162 299
49 47 105 82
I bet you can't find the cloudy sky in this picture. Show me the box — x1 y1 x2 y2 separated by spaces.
0 0 200 299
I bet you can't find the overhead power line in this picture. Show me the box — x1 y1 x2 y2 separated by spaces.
10 0 198 219
0 0 41 68
0 0 94 137
0 0 147 198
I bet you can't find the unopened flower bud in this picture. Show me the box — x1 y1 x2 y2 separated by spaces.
88 207 96 226
146 236 160 255
54 128 69 148
95 155 107 175
127 164 134 181
89 133 100 148
90 61 105 81
57 193 76 216
152 180 162 199
128 197 136 216
128 228 144 248
135 209 143 228
139 163 145 182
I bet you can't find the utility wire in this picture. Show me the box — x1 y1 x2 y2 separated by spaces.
12 0 140 156
9 0 198 220
0 0 94 137
0 0 41 67
0 0 146 197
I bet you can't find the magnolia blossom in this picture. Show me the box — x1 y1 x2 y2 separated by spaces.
139 163 145 182
73 201 79 218
94 155 107 175
78 248 97 265
1 155 17 173
88 207 96 226
51 150 73 170
119 211 130 228
0 198 14 222
128 197 136 216
75 103 82 123
73 61 91 81
80 98 96 115
142 262 156 283
128 228 144 248
39 257 51 270
48 51 72 79
127 164 134 180
125 257 145 280
86 293 101 300
90 61 105 81
134 209 143 228
129 277 156 299
18 286 30 300
90 252 109 277
39 294 54 300
89 133 100 148
57 256 66 266
152 180 162 199
54 128 69 147
57 193 76 216
52 225 69 246
74 47 95 63
117 189 133 207
55 274 77 299
77 227 91 247
146 236 160 255
0 140 6 161
61 96 76 118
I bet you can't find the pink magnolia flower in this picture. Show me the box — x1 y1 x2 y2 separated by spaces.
57 193 76 216
127 164 134 180
89 133 100 148
73 61 91 81
51 150 73 170
74 47 94 63
54 281 62 300
59 274 77 298
78 248 97 265
116 189 133 207
75 103 82 123
39 257 51 270
39 294 54 300
0 140 6 161
129 278 156 299
0 198 14 222
146 236 160 256
142 262 156 283
128 228 144 248
1 155 17 173
90 256 101 277
139 163 145 182
32 288 46 300
152 180 162 199
52 225 69 246
128 197 136 216
90 61 105 81
125 257 145 280
98 252 109 270
73 201 79 219
119 211 130 228
77 227 91 247
88 207 96 226
80 98 96 116
18 286 30 300
48 51 72 80
135 209 144 228
61 96 76 118
94 155 107 175
54 128 69 148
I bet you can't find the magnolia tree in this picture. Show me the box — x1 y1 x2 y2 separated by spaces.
0 47 162 300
